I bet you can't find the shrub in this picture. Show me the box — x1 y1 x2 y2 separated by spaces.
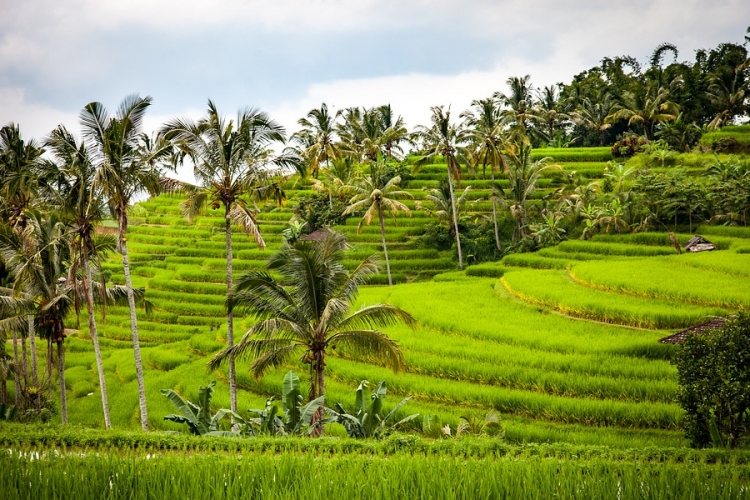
673 313 750 448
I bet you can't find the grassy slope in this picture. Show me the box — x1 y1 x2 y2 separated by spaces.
11 148 750 450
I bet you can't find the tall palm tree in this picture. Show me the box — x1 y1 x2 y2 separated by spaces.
209 231 415 435
495 75 537 134
0 211 72 423
503 143 558 241
292 103 340 178
343 163 412 286
413 106 468 269
43 125 112 428
161 100 294 415
0 123 44 408
706 58 750 129
462 98 508 251
81 94 172 431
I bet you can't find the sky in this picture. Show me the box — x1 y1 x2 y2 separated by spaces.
2 0 749 149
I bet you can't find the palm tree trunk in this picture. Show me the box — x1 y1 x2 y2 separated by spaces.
20 332 28 389
12 329 21 409
119 214 149 431
378 205 393 286
28 315 39 411
83 243 111 429
490 167 502 252
225 210 237 415
446 159 464 270
57 340 67 424
311 351 326 437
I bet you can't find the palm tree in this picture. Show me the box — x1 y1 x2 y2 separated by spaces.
161 100 294 415
571 90 614 146
495 75 537 134
42 125 112 428
462 98 507 251
292 103 340 178
606 82 680 140
413 106 468 269
209 231 415 435
0 211 72 423
503 143 558 241
343 163 412 286
0 123 44 409
81 94 172 431
706 58 750 129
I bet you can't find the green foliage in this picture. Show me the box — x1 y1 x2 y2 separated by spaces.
293 192 350 232
0 403 16 422
161 381 235 436
326 380 419 439
674 313 750 448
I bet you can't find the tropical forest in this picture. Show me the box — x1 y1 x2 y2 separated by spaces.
2 32 750 499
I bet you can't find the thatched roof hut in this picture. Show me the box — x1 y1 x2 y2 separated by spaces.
659 317 729 344
684 235 716 253
300 229 338 242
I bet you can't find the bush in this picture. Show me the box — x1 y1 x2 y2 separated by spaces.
611 136 647 158
673 313 750 448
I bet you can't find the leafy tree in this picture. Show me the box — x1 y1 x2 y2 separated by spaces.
209 231 415 435
343 163 412 286
81 95 172 430
674 313 750 448
162 100 294 416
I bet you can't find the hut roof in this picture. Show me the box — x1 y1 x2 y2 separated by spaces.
300 229 335 242
659 317 729 344
684 235 716 252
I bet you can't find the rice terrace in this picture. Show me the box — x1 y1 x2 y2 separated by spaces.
2 21 750 500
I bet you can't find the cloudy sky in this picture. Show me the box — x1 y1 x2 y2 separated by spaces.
2 0 749 143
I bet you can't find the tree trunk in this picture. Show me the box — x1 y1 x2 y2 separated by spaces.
224 210 237 416
378 205 393 286
12 329 21 409
28 315 39 411
119 214 149 431
46 338 52 400
57 340 67 424
21 332 28 389
83 243 111 429
0 376 6 405
490 167 502 252
446 159 464 270
310 351 326 437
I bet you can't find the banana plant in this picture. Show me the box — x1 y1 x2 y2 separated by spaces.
161 381 236 436
0 403 17 422
244 371 325 436
325 380 418 439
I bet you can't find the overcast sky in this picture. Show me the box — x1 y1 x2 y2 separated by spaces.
2 0 749 144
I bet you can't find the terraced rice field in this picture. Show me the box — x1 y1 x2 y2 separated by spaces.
51 152 750 450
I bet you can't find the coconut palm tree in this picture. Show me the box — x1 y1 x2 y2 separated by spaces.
42 125 112 428
0 123 44 409
292 103 340 178
503 143 558 241
462 98 508 251
209 231 415 435
606 82 681 140
495 75 537 135
0 211 72 423
161 100 295 415
81 94 172 431
571 90 615 146
343 163 412 286
413 106 468 269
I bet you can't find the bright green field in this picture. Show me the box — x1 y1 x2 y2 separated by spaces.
6 152 750 455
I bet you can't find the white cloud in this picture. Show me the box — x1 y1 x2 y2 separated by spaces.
0 87 79 140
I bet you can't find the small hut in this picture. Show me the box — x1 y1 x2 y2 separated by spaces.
684 235 716 253
659 317 729 344
299 229 335 242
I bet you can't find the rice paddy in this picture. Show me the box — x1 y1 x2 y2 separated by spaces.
5 148 750 497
